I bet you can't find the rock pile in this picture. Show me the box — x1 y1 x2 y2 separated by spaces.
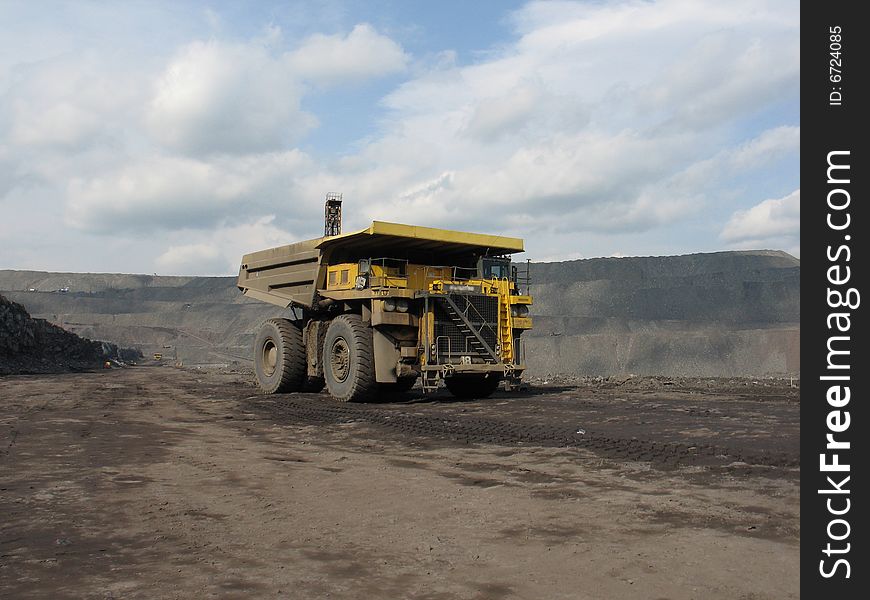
0 294 140 375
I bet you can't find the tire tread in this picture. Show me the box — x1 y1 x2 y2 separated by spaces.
255 318 305 394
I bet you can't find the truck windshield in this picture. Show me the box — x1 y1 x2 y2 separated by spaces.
480 258 510 279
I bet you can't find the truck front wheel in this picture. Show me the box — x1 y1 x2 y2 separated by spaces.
323 314 377 402
253 318 306 394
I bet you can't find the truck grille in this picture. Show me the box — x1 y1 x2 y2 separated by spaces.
432 294 499 362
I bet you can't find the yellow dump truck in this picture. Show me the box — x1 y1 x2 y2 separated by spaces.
238 220 532 401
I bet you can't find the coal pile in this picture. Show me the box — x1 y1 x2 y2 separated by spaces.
0 294 141 375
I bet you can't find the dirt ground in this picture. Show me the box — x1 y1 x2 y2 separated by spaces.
1 367 799 599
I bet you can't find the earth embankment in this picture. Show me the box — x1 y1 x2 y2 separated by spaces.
0 249 799 376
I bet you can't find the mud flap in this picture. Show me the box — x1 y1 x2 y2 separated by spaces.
304 320 327 378
373 327 399 383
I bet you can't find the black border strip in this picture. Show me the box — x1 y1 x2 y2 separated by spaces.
802 2 866 596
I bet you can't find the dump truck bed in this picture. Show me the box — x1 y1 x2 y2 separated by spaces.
237 221 524 309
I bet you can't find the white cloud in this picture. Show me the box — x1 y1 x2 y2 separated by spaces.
65 151 315 233
0 145 17 197
0 53 141 150
155 216 299 275
147 40 315 155
463 81 543 142
723 126 801 173
1 1 799 274
720 189 800 252
156 242 224 275
638 32 799 131
344 0 799 242
285 23 408 86
626 126 800 216
339 121 795 240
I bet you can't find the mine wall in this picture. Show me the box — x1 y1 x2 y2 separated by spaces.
522 250 799 376
523 327 799 377
0 249 799 377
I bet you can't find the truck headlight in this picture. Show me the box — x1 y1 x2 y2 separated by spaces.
384 298 396 312
511 304 529 317
395 299 409 313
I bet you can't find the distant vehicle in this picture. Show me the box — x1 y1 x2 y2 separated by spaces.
238 195 533 402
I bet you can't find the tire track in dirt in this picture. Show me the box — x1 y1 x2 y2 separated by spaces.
241 396 798 471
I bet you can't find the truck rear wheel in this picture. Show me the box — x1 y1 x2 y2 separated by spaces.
445 375 501 399
253 318 306 394
323 314 377 402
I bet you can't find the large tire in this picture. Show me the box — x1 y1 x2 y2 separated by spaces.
445 375 501 399
323 314 377 402
253 319 306 394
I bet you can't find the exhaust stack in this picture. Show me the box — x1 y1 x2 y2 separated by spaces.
324 192 342 237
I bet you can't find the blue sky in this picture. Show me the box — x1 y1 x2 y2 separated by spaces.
1 0 799 275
